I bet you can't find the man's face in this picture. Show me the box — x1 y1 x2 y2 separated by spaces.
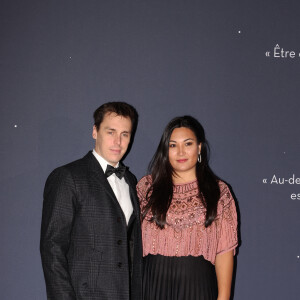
92 113 132 166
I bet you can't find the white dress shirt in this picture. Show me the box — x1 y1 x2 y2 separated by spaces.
92 149 133 224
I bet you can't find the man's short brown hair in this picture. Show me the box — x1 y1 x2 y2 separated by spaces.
93 102 138 133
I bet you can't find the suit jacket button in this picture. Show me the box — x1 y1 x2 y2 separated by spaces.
117 240 122 245
117 217 121 223
118 262 122 268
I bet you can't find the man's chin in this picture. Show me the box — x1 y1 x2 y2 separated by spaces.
108 156 123 165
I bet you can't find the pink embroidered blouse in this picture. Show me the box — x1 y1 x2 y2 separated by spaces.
136 175 238 265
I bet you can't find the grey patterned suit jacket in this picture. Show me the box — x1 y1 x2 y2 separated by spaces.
40 151 142 300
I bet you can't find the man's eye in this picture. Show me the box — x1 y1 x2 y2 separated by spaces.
108 131 113 135
122 133 129 137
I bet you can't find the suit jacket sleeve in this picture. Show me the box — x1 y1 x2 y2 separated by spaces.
40 167 77 300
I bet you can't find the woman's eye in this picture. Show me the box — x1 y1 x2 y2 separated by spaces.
169 144 176 148
186 142 193 146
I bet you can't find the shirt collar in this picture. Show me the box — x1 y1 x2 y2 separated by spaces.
92 149 119 172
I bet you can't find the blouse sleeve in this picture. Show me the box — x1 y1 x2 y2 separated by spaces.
136 175 152 210
216 183 238 255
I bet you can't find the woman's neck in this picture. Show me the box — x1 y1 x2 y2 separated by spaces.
172 172 197 184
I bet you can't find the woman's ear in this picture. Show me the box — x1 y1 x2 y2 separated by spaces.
198 143 202 154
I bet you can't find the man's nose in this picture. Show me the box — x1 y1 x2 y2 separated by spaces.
114 134 121 145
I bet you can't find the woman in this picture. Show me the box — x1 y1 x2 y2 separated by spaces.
137 116 238 300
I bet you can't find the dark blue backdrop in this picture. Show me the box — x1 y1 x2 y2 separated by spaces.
1 1 299 299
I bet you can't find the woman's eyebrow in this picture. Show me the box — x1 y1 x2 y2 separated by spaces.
169 138 194 143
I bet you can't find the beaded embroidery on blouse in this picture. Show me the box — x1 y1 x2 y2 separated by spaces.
137 175 238 265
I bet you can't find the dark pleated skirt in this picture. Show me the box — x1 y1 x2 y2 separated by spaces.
143 254 218 300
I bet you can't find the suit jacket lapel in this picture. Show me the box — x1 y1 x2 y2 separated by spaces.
123 171 139 216
86 151 138 224
86 151 120 207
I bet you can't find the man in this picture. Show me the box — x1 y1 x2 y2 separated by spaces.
40 102 142 300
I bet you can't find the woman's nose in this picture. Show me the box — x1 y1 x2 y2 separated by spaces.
177 145 185 155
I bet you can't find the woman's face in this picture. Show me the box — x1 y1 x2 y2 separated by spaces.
168 127 201 180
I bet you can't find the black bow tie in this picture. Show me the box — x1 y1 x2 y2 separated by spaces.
105 164 127 179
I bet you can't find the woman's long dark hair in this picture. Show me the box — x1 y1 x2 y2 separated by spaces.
142 116 220 229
